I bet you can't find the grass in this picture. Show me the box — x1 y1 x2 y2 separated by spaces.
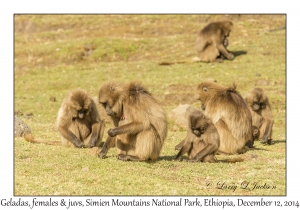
14 14 286 196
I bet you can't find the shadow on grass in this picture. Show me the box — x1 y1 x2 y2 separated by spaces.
158 156 177 161
98 138 285 163
248 147 270 152
255 138 286 146
232 50 247 58
272 139 286 144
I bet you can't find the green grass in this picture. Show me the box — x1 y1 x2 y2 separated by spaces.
14 14 286 196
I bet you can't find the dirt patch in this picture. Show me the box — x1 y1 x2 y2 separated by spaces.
256 79 269 86
165 84 196 92
87 147 100 156
155 84 199 106
167 93 196 104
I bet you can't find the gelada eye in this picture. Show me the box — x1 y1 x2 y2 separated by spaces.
203 87 208 92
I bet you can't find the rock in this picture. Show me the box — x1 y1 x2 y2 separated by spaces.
14 116 32 137
256 79 269 86
168 104 200 129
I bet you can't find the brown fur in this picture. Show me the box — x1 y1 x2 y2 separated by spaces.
195 20 234 62
245 125 261 148
93 95 120 158
97 81 168 161
158 20 233 65
252 125 260 141
93 96 120 127
22 89 105 147
195 82 252 154
23 133 62 146
175 110 220 162
175 110 243 163
244 88 274 144
56 88 105 148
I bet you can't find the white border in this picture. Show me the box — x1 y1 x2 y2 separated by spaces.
2 1 295 209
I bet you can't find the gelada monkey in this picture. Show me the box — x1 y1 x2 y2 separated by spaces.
175 125 259 149
93 95 120 158
24 88 105 148
175 110 243 163
195 20 234 62
196 82 253 155
244 88 274 145
242 125 261 148
97 81 168 161
175 110 220 162
158 20 234 65
252 125 260 141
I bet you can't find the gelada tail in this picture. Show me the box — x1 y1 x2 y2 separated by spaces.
23 133 61 146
